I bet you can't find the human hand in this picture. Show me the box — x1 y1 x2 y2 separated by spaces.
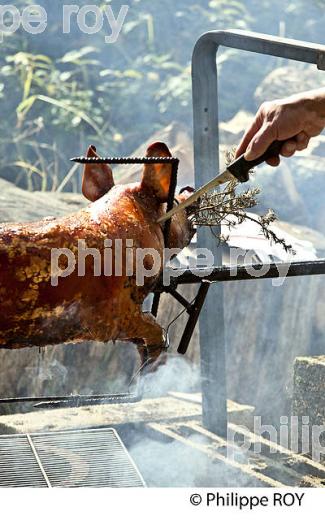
235 89 325 166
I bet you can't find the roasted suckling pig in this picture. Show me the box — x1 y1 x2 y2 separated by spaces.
0 142 194 365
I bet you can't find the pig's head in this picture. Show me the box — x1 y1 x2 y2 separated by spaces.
141 141 195 249
82 142 195 249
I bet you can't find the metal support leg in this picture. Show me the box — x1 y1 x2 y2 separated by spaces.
192 37 227 436
192 29 325 436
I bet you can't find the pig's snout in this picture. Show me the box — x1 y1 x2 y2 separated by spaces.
179 186 195 195
177 186 202 218
166 187 196 250
177 186 196 211
176 186 197 216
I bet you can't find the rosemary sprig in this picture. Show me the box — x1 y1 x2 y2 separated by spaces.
188 149 295 254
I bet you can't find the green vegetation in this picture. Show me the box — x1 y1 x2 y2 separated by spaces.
0 0 324 190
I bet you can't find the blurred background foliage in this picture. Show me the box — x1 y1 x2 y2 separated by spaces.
0 0 324 190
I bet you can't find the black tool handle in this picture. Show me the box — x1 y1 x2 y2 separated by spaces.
227 140 284 183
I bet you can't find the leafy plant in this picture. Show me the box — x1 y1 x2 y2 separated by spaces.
190 181 294 254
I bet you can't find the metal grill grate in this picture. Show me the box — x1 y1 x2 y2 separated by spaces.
0 428 145 488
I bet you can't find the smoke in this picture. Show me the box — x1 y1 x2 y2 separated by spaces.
141 355 200 398
126 356 253 487
129 435 223 487
129 434 259 487
24 358 68 385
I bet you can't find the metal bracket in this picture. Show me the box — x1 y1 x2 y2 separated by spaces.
169 281 211 355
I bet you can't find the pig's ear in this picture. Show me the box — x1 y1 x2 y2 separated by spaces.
82 145 114 202
141 142 173 202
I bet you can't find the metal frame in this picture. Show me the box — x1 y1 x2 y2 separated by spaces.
192 29 325 436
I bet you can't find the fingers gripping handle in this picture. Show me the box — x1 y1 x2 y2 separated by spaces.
228 140 285 183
